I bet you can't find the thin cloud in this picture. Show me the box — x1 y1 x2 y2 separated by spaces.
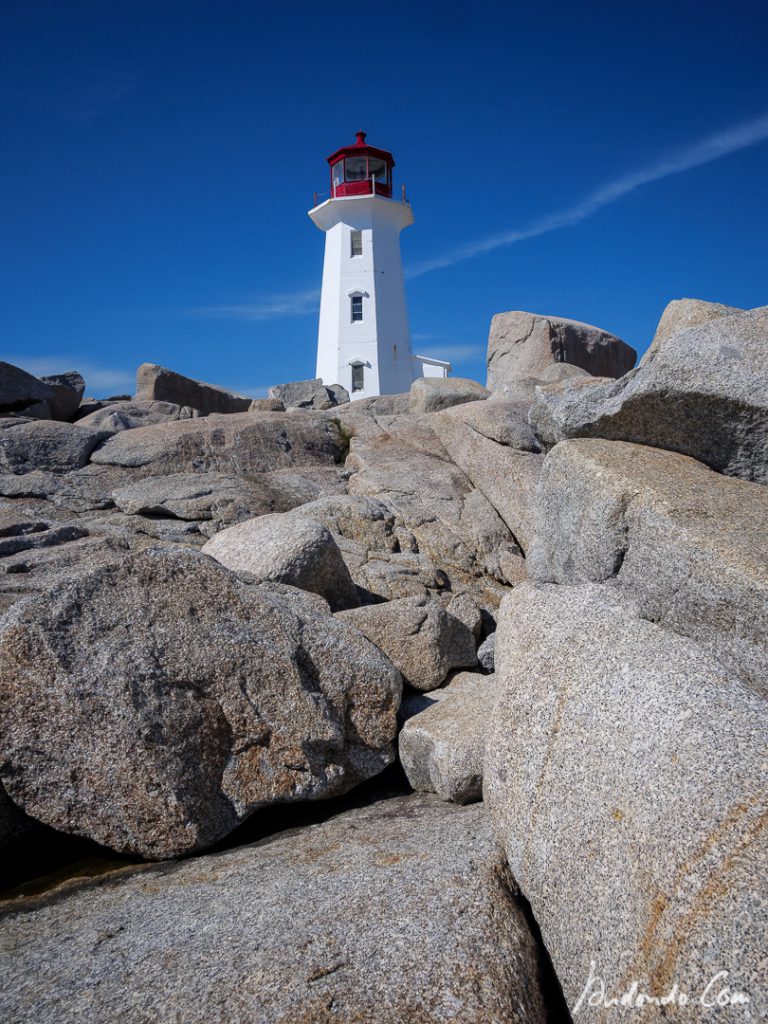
407 112 768 278
416 344 485 362
189 288 320 321
225 385 271 399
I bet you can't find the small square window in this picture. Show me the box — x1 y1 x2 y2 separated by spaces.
351 295 363 322
351 364 364 392
350 230 363 257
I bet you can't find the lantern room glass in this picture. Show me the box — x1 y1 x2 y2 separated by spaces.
368 158 387 182
345 156 367 181
330 150 393 197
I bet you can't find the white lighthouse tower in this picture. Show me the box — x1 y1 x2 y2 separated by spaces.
309 131 450 400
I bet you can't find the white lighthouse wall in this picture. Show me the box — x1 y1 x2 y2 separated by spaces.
312 196 415 399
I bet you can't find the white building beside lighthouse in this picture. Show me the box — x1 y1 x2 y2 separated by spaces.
309 131 450 400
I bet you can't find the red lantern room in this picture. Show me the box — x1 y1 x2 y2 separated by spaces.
327 131 394 199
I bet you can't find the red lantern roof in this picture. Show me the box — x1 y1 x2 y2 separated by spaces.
326 131 395 169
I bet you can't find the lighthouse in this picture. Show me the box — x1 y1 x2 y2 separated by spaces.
309 132 450 400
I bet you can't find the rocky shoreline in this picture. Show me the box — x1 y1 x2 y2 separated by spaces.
0 301 766 1022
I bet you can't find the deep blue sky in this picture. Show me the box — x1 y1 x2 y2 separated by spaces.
2 1 767 397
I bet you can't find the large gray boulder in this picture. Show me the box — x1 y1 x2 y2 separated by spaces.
76 400 196 433
351 550 452 602
527 439 768 695
409 376 488 415
0 361 56 418
286 494 399 555
337 595 477 691
0 419 106 474
434 399 544 553
346 413 519 585
399 671 495 803
0 505 141 615
486 312 636 392
485 582 768 1020
135 362 252 415
643 297 744 363
39 371 86 421
201 512 360 611
528 307 768 482
269 377 349 410
0 795 547 1024
111 468 344 536
332 391 410 418
113 472 261 521
91 411 343 474
0 548 401 858
490 361 593 404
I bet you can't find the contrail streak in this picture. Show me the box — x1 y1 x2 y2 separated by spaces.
406 113 768 278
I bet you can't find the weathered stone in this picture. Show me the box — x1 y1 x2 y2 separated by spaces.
111 467 343 531
39 370 85 399
409 376 489 415
435 400 544 552
0 463 134 513
527 439 768 695
643 297 744 363
288 494 399 554
326 382 350 406
0 548 401 858
332 392 411 418
400 672 495 804
5 402 51 420
37 371 86 422
486 312 636 392
528 376 615 447
74 397 122 420
527 307 768 482
0 419 106 474
0 795 547 1024
90 411 342 474
76 400 196 433
352 550 449 602
202 513 360 611
346 416 518 583
0 506 88 557
113 473 248 520
0 361 55 418
269 377 349 410
446 591 483 639
490 362 593 405
477 631 496 672
135 362 252 415
337 596 477 691
248 397 285 412
90 511 204 545
485 582 768 1020
255 580 332 617
0 505 148 616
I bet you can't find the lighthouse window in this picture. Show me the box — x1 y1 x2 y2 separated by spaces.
351 364 365 392
351 295 363 322
369 158 387 182
345 156 367 181
350 230 363 257
332 161 344 190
